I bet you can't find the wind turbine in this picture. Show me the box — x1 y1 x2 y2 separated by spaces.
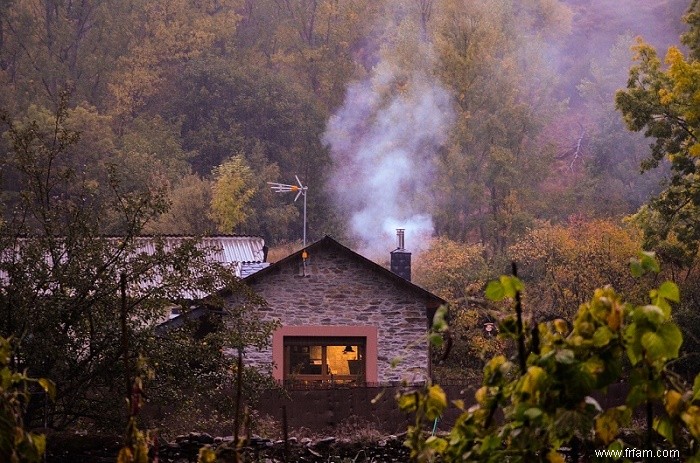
268 175 308 247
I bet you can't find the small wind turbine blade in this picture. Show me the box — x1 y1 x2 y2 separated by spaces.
294 190 303 202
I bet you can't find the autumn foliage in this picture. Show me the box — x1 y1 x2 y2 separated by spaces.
402 254 700 462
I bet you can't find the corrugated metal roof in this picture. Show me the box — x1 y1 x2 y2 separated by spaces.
1 235 268 289
131 236 266 264
240 262 270 278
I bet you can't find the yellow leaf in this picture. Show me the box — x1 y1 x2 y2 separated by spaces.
682 405 700 439
198 446 217 463
38 378 56 400
475 386 488 405
521 366 547 399
595 411 621 445
426 384 448 419
553 319 568 334
547 450 566 463
117 447 134 463
665 390 684 417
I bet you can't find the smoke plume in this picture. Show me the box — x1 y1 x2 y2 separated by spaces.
323 19 454 257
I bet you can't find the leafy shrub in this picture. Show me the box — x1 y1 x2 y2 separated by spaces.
400 252 700 462
0 336 54 463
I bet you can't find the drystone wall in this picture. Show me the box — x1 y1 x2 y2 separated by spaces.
46 432 412 463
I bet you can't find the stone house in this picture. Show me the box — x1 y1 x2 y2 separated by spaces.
238 234 445 385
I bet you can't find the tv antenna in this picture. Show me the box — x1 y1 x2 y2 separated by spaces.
268 175 308 247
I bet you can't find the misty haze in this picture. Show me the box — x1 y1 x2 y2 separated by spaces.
2 0 700 461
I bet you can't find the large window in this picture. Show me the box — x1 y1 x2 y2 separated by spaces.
283 336 366 385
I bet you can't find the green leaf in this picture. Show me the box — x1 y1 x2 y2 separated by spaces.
524 407 543 420
431 305 449 332
640 251 661 273
630 259 644 277
624 323 643 365
630 251 660 277
693 373 700 402
653 416 674 443
608 440 623 458
485 276 524 300
641 323 683 361
592 326 614 347
633 304 666 326
658 281 680 302
485 280 505 301
428 333 444 348
500 275 524 297
627 384 647 408
480 433 501 452
425 435 448 452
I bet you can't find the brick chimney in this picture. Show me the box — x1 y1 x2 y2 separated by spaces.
390 229 411 281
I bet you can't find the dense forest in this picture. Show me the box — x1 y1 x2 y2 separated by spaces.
3 0 700 457
0 0 687 248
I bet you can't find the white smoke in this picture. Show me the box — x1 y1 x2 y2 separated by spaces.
323 27 454 257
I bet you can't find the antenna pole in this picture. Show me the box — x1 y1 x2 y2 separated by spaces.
268 176 308 247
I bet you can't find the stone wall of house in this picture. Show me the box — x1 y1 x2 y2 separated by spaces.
232 244 431 383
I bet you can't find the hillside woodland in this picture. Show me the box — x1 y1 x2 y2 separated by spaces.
2 0 700 459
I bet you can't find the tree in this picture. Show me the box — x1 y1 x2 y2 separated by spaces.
118 115 193 185
144 173 217 235
413 238 501 381
509 218 644 320
235 0 379 111
0 100 266 430
159 58 336 242
616 2 700 263
431 0 565 251
573 34 668 218
0 0 138 109
210 154 257 234
107 0 240 123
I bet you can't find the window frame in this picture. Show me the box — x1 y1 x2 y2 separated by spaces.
283 336 366 384
272 326 378 384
